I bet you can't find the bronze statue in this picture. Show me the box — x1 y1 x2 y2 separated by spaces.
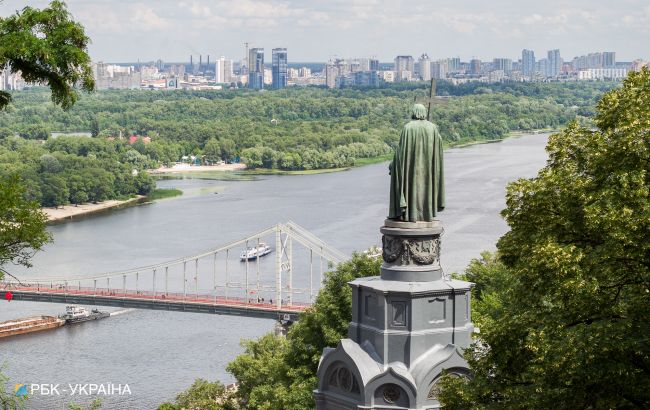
388 103 445 222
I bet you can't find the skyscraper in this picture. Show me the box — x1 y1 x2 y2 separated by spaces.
272 48 288 89
431 61 447 79
215 56 233 83
603 52 616 68
493 58 513 73
469 58 481 75
418 53 431 81
248 48 264 89
394 55 414 81
547 49 561 77
369 58 379 71
325 63 338 89
447 57 461 73
522 49 535 78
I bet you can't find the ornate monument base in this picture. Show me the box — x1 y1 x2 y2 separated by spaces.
314 220 474 409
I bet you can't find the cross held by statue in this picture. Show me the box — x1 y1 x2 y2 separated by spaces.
413 79 451 121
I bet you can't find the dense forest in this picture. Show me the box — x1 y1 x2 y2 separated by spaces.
0 81 616 207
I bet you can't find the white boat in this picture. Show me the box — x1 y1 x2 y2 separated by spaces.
240 243 272 261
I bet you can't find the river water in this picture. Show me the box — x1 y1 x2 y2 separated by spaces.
0 134 549 409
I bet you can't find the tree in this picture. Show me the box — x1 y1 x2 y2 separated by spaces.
39 154 62 173
0 128 13 139
90 116 100 137
68 398 102 410
227 252 382 409
0 365 26 410
0 0 94 110
19 124 50 140
157 379 235 410
439 69 650 408
203 138 221 164
0 174 51 281
84 168 114 203
219 138 236 161
40 174 69 208
66 173 88 206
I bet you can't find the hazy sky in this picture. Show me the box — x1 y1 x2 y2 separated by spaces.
1 0 648 63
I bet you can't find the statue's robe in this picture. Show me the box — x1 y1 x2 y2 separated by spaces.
389 119 445 222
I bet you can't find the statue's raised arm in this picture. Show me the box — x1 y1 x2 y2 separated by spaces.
388 103 445 222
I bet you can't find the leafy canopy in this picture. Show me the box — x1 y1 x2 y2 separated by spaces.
439 69 650 409
0 174 51 281
226 253 381 409
0 0 94 110
158 379 236 410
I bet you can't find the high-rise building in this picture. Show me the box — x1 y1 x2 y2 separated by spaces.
493 58 513 73
248 48 264 89
272 48 288 89
358 58 370 71
417 54 431 81
603 52 616 68
215 56 233 83
522 49 535 78
536 58 549 76
447 57 461 73
547 49 562 77
353 71 381 87
431 61 448 79
394 55 414 81
369 58 379 71
469 58 481 75
325 63 338 89
587 52 603 68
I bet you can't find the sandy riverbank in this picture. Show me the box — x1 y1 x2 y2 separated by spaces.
150 163 246 174
43 196 146 222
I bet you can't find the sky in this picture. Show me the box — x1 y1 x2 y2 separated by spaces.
1 0 649 63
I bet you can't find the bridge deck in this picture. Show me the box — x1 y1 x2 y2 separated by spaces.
3 285 309 321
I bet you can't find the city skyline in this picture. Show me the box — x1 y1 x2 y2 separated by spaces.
1 0 648 62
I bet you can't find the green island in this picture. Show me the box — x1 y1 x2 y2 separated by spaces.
146 188 183 200
0 81 615 208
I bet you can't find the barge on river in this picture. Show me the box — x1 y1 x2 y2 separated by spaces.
0 316 65 339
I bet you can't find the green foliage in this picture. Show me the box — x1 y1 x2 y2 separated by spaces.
439 69 650 408
0 82 612 171
0 174 51 280
0 136 155 207
18 124 49 140
0 1 94 110
203 138 222 164
157 379 235 410
147 188 182 200
68 399 102 410
0 364 26 410
226 252 382 409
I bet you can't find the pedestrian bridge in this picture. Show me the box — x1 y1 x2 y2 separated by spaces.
1 222 347 322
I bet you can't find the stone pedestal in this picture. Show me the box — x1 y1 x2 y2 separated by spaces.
314 220 474 409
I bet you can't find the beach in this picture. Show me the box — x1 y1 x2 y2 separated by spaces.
43 196 146 222
150 163 246 174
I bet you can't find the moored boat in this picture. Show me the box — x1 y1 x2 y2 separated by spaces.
240 243 272 261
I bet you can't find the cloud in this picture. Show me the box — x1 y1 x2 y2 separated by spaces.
130 4 171 31
2 0 645 62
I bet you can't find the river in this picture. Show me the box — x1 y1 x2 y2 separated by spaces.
0 133 550 409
